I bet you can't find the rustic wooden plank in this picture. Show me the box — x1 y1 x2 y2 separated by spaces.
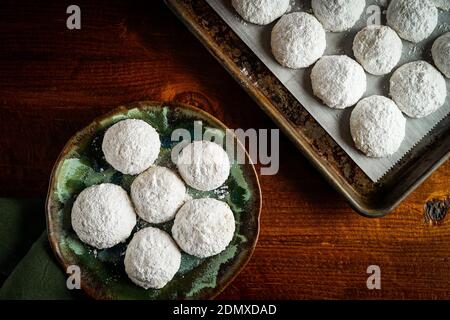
0 0 449 299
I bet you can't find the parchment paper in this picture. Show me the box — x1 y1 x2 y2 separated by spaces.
206 0 450 181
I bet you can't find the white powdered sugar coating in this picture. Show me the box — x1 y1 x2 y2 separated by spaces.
433 0 450 11
71 183 136 249
387 0 438 43
172 198 235 258
176 140 230 191
350 95 406 157
390 60 447 118
353 25 403 75
131 166 187 224
311 55 367 109
124 227 181 289
102 119 160 175
432 32 450 78
271 12 326 69
311 0 366 32
232 0 290 25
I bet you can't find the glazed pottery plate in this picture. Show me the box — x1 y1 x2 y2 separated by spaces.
46 101 261 300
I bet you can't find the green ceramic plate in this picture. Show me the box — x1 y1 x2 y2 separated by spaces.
46 101 261 300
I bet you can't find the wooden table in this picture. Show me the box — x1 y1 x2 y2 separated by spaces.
1 0 449 299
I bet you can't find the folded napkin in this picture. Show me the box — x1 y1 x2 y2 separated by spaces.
0 198 45 276
0 198 81 300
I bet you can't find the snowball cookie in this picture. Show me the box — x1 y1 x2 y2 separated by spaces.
232 0 290 25
71 183 137 249
387 0 438 43
271 12 326 69
432 32 450 78
311 0 366 32
353 25 403 75
311 55 367 109
124 227 181 289
390 61 447 118
131 166 186 224
176 141 230 191
172 198 235 258
432 0 450 11
102 119 160 175
350 96 406 157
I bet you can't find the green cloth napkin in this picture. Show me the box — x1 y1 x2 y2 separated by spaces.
0 232 80 300
0 198 46 278
0 198 82 300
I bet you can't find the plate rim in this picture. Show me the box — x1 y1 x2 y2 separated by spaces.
45 100 262 300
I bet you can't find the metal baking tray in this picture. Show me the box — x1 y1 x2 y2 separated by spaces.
165 0 450 217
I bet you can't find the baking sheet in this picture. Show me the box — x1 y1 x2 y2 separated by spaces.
206 0 450 181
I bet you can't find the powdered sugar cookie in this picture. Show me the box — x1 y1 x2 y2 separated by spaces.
102 119 160 175
387 0 438 43
131 166 187 224
125 227 181 289
311 55 367 109
311 0 365 32
432 32 450 78
172 198 235 258
353 25 403 75
71 183 136 249
232 0 289 25
271 12 326 69
390 61 447 118
350 95 406 157
176 141 230 191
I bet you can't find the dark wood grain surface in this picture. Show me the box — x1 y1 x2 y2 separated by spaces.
0 0 449 299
